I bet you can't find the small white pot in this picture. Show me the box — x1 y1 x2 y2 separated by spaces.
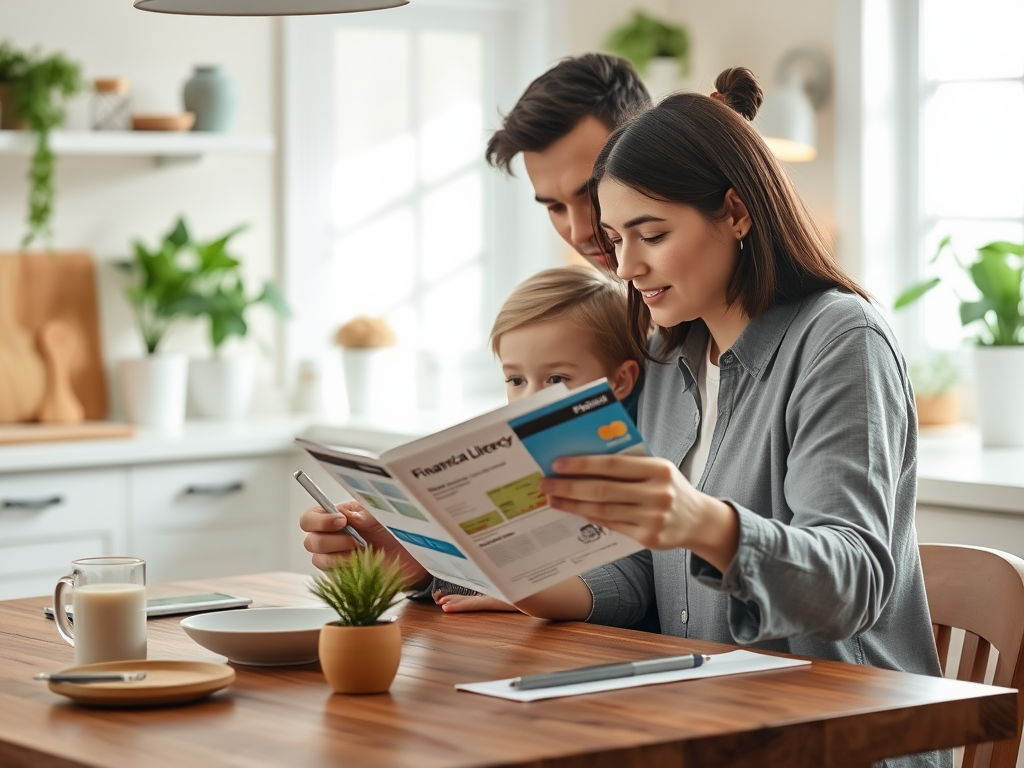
972 345 1024 447
119 354 188 432
189 355 257 420
342 348 402 419
645 56 682 101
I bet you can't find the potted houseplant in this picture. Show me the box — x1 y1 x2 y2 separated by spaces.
309 546 405 694
115 218 198 431
334 315 398 419
895 236 1024 446
605 11 690 100
909 353 961 428
175 222 289 420
0 41 82 248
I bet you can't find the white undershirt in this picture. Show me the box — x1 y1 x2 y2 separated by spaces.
681 339 721 487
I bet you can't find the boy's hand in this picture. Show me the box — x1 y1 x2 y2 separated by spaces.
300 501 430 587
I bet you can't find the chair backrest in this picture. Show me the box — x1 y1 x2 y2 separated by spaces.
920 543 1024 768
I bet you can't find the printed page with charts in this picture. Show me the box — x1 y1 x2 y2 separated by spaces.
296 380 646 603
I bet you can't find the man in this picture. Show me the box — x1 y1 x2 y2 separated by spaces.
485 53 651 269
301 54 651 581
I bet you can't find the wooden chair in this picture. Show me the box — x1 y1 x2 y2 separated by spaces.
920 543 1024 768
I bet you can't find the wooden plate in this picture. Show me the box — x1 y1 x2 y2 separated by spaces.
47 660 234 707
131 113 195 131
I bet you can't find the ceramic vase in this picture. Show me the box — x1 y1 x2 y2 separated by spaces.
183 65 238 132
342 348 399 419
915 391 960 428
119 354 188 432
318 621 401 694
189 355 256 420
973 346 1024 447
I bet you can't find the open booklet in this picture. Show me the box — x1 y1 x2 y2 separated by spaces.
296 379 647 604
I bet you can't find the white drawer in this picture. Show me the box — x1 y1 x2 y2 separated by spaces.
128 456 287 583
0 469 128 600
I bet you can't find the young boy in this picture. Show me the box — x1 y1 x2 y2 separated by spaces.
432 265 645 613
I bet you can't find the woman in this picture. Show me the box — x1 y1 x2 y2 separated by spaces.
514 67 947 767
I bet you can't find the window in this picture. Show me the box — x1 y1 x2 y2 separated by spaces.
283 1 558 415
916 0 1024 351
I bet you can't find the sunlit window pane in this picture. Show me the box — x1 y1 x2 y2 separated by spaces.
921 81 1024 219
920 219 1024 349
921 0 1024 81
421 264 484 353
419 31 484 184
333 28 414 229
421 173 482 282
330 207 416 325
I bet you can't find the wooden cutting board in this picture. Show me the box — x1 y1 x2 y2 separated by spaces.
0 251 108 420
0 421 135 445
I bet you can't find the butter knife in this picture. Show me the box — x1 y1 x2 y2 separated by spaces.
35 672 147 683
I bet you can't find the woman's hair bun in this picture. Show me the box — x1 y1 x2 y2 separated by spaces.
714 67 763 121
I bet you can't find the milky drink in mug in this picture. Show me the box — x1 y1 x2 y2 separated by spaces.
53 557 147 665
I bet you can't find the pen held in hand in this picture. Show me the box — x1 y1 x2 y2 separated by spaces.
510 653 710 690
35 672 147 684
293 470 368 549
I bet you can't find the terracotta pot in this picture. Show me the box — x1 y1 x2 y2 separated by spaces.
318 620 401 694
915 391 960 427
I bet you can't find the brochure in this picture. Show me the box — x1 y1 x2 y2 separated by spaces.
296 379 647 604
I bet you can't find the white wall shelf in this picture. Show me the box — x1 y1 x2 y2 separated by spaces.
0 130 275 164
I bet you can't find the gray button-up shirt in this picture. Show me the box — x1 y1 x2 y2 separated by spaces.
581 289 948 768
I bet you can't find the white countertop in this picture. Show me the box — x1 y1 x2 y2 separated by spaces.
916 426 1024 514
3 412 1020 515
0 416 314 473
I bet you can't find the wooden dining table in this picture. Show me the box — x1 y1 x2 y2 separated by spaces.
0 571 1016 768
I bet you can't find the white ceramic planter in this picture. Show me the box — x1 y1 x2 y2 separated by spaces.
342 348 401 419
973 345 1024 447
189 355 257 420
118 354 188 432
645 56 682 101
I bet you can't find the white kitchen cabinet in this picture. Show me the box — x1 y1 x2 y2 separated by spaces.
0 417 310 599
0 468 127 601
128 456 288 583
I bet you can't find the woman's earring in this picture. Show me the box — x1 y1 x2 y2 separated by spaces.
739 238 744 251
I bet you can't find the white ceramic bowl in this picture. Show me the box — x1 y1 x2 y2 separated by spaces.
180 607 337 666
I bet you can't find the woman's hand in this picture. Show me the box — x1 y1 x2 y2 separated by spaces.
539 455 740 573
300 501 430 588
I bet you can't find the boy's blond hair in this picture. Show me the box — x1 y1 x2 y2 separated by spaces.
490 266 644 370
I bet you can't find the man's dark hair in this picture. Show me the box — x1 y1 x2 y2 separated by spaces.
485 53 651 175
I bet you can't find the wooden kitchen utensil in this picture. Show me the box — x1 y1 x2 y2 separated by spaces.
0 258 46 422
1 251 109 420
37 319 86 423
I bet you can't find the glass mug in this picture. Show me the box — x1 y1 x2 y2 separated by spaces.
53 557 147 665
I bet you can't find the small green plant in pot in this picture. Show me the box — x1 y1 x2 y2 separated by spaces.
605 11 689 99
895 236 1024 445
172 221 290 420
0 41 82 248
114 218 199 430
908 353 961 427
309 547 406 694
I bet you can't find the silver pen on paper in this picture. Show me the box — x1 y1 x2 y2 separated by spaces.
293 469 368 549
510 653 711 690
35 672 147 683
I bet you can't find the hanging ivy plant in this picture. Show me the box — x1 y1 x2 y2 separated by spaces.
0 41 82 248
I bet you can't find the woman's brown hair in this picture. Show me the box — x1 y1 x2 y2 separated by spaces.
589 67 867 358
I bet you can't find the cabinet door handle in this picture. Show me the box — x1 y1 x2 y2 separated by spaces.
183 481 245 496
2 495 64 510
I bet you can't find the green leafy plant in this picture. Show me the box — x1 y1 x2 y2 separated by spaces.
116 218 199 354
895 236 1024 346
0 41 82 248
909 353 961 398
175 223 290 354
605 10 690 77
309 547 406 627
117 218 289 355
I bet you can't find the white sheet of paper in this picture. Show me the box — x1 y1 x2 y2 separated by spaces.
455 649 810 702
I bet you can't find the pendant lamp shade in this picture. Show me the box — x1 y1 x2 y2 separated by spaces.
757 48 829 163
134 0 407 15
